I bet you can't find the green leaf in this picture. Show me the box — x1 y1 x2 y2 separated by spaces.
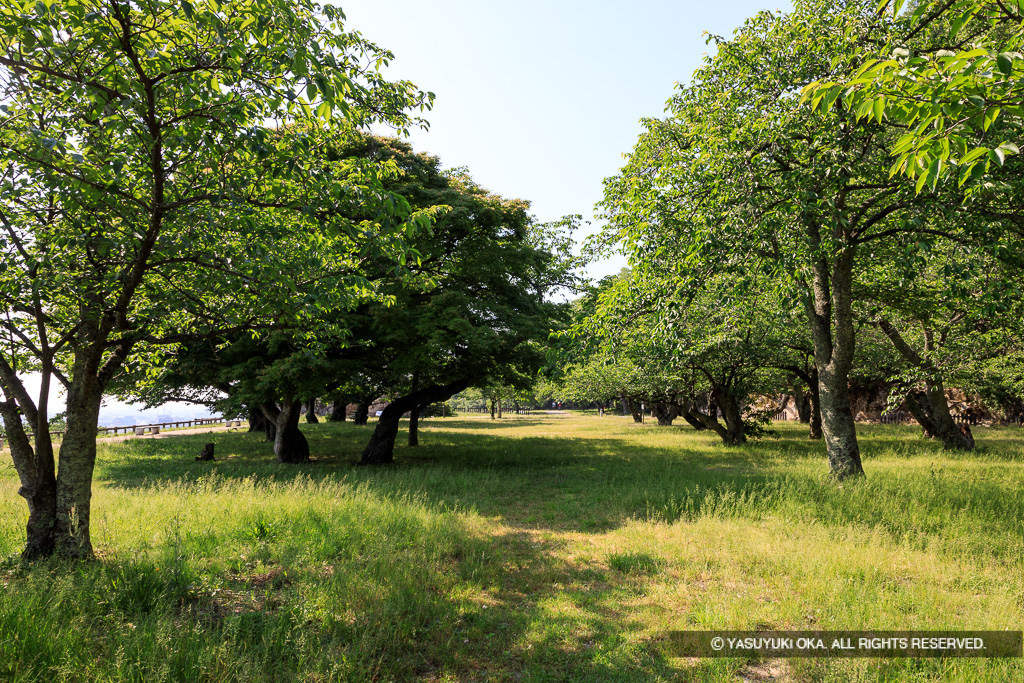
996 53 1014 76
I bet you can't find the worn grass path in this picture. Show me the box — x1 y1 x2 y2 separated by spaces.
1 413 1022 681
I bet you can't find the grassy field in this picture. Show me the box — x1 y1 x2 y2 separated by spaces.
1 413 1022 682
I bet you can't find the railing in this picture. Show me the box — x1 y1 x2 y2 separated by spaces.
97 417 239 436
13 417 241 443
773 409 788 421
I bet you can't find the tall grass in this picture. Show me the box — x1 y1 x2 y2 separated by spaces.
0 416 1022 681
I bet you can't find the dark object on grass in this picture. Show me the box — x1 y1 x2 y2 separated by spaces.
196 443 215 461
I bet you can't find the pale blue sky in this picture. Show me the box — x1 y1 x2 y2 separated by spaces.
339 0 794 278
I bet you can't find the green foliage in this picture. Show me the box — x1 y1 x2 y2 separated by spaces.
805 0 1024 191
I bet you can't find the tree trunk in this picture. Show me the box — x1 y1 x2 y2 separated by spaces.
328 401 347 422
0 397 57 559
803 243 864 479
619 396 629 416
248 404 277 441
353 403 370 425
653 402 678 426
489 399 496 419
361 379 471 464
497 398 502 419
907 382 974 450
808 369 823 440
626 397 643 423
305 399 319 424
904 389 939 438
261 399 309 463
876 318 973 451
409 403 420 447
53 356 107 559
718 390 747 445
793 384 811 423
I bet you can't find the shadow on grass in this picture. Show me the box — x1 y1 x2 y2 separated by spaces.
1 498 696 681
92 419 1024 558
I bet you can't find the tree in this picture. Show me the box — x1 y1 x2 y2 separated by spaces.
806 0 1024 190
598 0 996 477
0 0 432 558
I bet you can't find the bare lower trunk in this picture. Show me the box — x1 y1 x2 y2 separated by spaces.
328 401 347 422
904 390 939 438
926 379 974 450
305 399 319 424
626 396 643 423
793 384 810 423
0 399 56 559
353 403 370 425
803 242 864 479
808 369 823 440
261 400 309 463
489 400 496 419
362 379 470 464
653 402 678 426
248 403 277 441
53 353 108 559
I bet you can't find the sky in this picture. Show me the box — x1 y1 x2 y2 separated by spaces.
339 0 794 279
35 0 798 421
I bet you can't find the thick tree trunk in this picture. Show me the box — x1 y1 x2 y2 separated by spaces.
489 399 496 419
328 401 347 422
904 389 939 438
804 244 864 479
717 391 747 445
793 384 811 423
353 403 370 425
361 379 471 464
497 398 503 419
877 319 973 451
53 355 107 559
248 402 277 441
0 398 57 559
619 397 629 416
653 402 678 426
925 380 973 450
906 383 974 450
248 404 277 441
305 399 319 424
808 369 823 440
261 400 309 463
626 396 643 423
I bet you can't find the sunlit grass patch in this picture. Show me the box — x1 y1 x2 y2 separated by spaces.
1 414 1022 680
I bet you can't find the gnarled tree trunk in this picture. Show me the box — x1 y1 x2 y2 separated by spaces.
807 369 823 440
804 245 864 479
0 395 57 559
361 379 471 464
353 403 370 425
328 400 347 422
305 399 319 424
877 318 973 451
261 399 309 463
653 402 679 426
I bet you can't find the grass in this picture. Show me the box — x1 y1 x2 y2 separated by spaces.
1 413 1022 681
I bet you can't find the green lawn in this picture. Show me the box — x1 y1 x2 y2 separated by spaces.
1 414 1022 681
